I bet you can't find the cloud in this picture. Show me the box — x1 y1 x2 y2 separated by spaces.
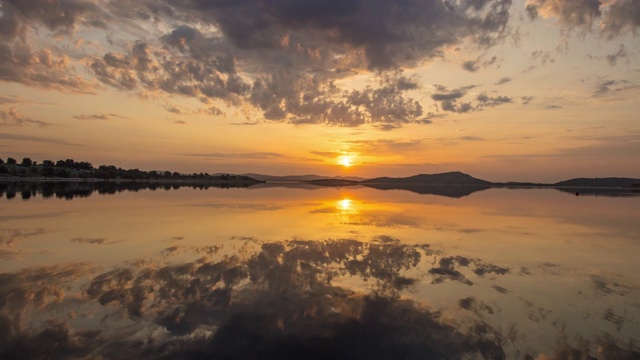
462 56 498 73
70 237 120 245
531 50 554 66
177 152 284 159
310 151 343 159
459 136 485 141
525 0 601 30
0 107 54 127
0 42 93 92
592 79 640 99
0 96 22 105
475 93 513 107
525 0 640 36
341 138 425 155
73 113 127 120
495 77 512 85
430 85 511 113
162 0 512 69
605 44 628 66
75 1 515 129
0 132 82 146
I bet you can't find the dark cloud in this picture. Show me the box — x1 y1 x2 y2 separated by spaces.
76 0 515 129
431 85 511 114
0 0 107 40
163 0 513 70
0 107 53 127
525 0 602 30
531 49 554 66
495 77 512 85
521 96 534 105
70 237 121 245
605 44 628 66
592 79 640 99
526 0 640 36
476 93 513 107
462 56 498 73
601 0 640 36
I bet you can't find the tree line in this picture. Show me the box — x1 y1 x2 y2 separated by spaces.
0 156 258 182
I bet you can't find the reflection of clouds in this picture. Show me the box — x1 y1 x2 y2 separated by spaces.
0 227 46 247
1 238 638 359
0 211 74 223
309 206 338 214
341 210 424 228
0 249 17 260
0 238 515 359
188 202 284 211
70 237 121 245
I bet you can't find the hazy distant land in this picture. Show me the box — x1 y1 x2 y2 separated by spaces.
1 157 638 198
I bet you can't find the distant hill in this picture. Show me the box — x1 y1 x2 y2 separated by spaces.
242 173 366 182
361 171 491 186
362 183 492 198
307 179 360 186
554 177 640 188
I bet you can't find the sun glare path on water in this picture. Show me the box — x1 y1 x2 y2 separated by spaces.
338 198 352 211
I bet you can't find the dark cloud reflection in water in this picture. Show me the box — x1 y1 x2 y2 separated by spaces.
0 239 504 359
0 238 638 359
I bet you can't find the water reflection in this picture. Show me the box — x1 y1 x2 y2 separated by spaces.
1 186 639 359
0 237 638 359
0 181 257 200
0 238 503 358
338 198 353 212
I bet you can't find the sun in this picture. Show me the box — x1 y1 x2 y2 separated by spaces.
338 155 353 167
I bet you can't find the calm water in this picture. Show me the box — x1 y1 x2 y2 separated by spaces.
1 184 639 359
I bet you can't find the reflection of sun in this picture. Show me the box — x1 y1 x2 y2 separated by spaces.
338 155 353 168
338 198 352 211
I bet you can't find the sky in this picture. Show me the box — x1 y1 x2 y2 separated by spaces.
0 0 639 182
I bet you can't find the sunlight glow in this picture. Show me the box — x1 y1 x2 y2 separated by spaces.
338 155 353 167
338 198 352 211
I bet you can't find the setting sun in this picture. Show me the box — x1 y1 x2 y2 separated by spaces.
338 155 354 168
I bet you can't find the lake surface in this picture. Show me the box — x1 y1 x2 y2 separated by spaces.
1 183 639 359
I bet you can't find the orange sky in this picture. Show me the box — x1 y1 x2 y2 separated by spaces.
1 0 639 182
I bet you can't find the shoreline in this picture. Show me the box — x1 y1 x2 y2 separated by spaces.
0 176 264 184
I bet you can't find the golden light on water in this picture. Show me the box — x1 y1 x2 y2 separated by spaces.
338 198 352 211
